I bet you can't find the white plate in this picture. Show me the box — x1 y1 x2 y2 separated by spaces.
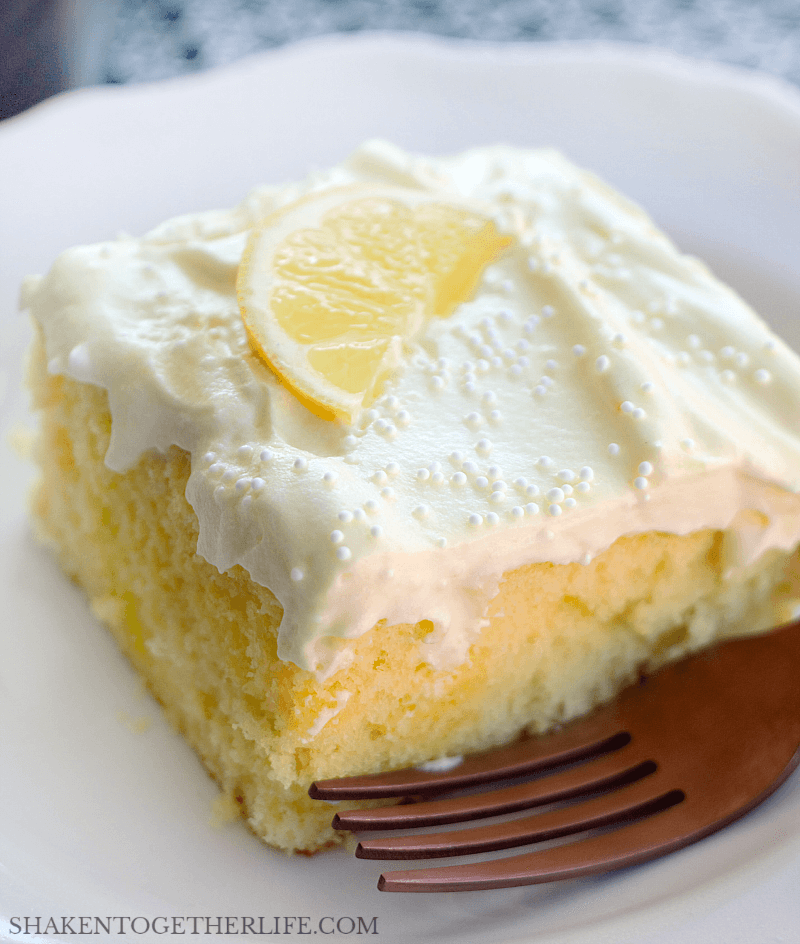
2 34 800 944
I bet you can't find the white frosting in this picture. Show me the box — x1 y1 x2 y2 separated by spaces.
26 141 800 677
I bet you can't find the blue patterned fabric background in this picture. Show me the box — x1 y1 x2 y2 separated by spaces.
106 0 800 87
3 1 800 120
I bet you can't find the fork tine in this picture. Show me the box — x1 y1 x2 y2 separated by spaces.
310 721 628 800
376 756 800 892
334 744 652 830
356 770 675 859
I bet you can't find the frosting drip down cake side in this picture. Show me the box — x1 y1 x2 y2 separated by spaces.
24 142 800 853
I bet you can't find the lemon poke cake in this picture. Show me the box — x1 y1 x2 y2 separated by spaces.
24 141 800 854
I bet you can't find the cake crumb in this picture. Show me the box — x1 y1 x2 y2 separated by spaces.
116 710 152 735
210 791 244 828
7 422 35 459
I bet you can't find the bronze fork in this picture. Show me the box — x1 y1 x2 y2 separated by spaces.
310 620 800 892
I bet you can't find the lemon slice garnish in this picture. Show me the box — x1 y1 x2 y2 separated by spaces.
237 185 511 423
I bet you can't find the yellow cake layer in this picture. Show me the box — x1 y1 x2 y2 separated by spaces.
27 331 800 853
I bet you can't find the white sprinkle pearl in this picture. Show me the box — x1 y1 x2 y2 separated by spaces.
251 477 266 492
235 477 250 492
542 305 555 318
638 461 653 476
336 547 352 561
370 525 383 538
290 568 304 582
476 438 493 455
343 435 359 449
621 401 634 413
512 506 525 518
322 471 337 487
260 449 273 462
596 355 610 372
576 481 591 493
468 514 483 527
451 472 467 486
364 499 378 514
608 443 620 456
330 530 344 545
380 487 396 500
68 343 92 379
490 491 505 504
222 469 237 484
558 469 575 482
564 497 577 508
547 487 565 503
548 504 563 516
754 369 771 384
416 468 430 481
413 504 430 519
475 476 489 489
338 510 353 523
579 466 594 481
633 408 647 420
237 445 253 461
681 439 695 451
634 477 649 490
293 458 308 472
486 512 499 525
573 344 586 357
386 462 400 475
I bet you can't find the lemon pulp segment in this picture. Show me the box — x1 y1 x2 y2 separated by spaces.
238 187 511 422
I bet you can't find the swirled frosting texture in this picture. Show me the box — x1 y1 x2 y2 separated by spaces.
25 142 800 675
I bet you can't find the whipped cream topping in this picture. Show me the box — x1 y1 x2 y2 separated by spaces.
25 141 800 677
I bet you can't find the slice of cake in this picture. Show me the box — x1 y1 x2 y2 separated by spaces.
24 141 800 854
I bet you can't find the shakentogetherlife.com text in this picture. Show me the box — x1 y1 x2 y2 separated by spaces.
8 916 380 937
